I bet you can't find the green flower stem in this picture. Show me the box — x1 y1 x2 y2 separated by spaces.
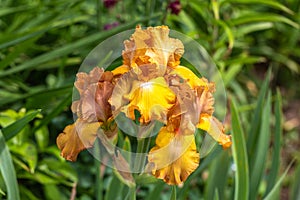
125 186 136 200
170 185 177 200
94 141 103 200
136 137 151 173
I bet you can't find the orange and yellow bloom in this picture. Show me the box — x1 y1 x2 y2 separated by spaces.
56 25 231 185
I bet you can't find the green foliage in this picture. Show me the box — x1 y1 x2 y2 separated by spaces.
231 98 249 200
0 130 20 200
1 0 299 199
0 109 77 199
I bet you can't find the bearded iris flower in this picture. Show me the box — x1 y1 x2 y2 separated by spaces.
57 25 231 186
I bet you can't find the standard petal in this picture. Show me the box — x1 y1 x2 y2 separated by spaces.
74 67 104 96
167 74 198 135
195 84 215 116
148 127 199 185
122 25 184 74
74 72 115 123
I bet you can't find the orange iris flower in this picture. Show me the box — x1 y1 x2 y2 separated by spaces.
56 25 231 186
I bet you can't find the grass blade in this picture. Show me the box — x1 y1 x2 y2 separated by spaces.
231 98 249 200
265 89 282 195
31 93 72 133
216 20 235 50
214 189 220 200
247 69 271 165
290 161 300 200
223 64 242 87
0 28 48 50
0 84 72 107
0 130 20 200
264 162 293 200
249 91 271 200
205 151 230 200
145 181 165 200
94 141 103 200
0 5 35 18
124 186 136 200
2 109 41 141
236 22 273 36
230 13 299 29
0 14 161 78
104 174 124 200
222 0 294 15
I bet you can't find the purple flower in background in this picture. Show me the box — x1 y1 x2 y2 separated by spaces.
103 0 118 9
104 22 119 30
168 0 181 15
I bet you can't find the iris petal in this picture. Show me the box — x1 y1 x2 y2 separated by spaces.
197 114 232 149
125 77 176 123
56 119 101 161
148 127 199 185
171 66 207 88
122 25 184 75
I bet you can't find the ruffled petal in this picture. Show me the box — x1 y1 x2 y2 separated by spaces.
170 65 216 116
56 119 101 161
166 73 198 135
122 25 184 75
148 127 199 185
195 82 215 116
72 68 115 123
197 114 232 149
74 67 104 96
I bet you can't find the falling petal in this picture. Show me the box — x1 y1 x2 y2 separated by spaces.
148 127 199 185
197 114 232 149
56 119 101 161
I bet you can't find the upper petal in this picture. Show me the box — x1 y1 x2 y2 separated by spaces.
74 67 104 96
166 74 198 135
122 25 184 75
195 83 215 116
72 68 115 123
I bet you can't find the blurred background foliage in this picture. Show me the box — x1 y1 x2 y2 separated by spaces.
0 0 299 199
